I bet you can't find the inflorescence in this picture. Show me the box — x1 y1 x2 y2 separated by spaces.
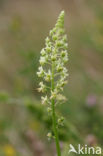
37 11 69 141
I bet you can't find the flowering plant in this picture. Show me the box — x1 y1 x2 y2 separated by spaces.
37 11 68 156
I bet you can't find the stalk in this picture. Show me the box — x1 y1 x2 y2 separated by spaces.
51 62 61 156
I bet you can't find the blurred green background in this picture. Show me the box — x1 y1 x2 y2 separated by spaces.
0 0 103 155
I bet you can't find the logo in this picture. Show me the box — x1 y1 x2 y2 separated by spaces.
68 144 101 155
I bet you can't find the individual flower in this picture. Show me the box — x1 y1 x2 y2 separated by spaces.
50 89 58 99
56 40 64 47
56 82 63 91
51 54 57 61
61 67 68 79
56 94 67 102
63 43 68 49
62 51 68 63
37 66 45 77
56 78 68 91
58 116 64 126
38 82 46 92
41 95 48 105
62 35 67 42
44 70 52 82
45 46 51 53
47 132 52 140
45 37 50 43
39 56 47 65
61 50 67 57
4 145 16 156
62 56 68 63
56 63 63 72
40 48 46 56
52 35 58 41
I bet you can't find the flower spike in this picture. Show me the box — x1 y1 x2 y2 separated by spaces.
37 11 69 156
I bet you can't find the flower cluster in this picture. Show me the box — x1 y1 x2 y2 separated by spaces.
37 11 68 104
37 11 69 140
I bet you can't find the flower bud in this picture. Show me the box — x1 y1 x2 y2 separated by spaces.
46 46 51 53
56 41 63 47
56 64 63 72
52 35 57 41
49 30 53 36
58 29 65 35
61 51 67 57
45 37 50 43
51 55 56 61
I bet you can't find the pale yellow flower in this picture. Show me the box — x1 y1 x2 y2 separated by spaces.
4 145 16 156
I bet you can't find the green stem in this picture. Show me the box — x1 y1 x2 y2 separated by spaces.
51 62 61 156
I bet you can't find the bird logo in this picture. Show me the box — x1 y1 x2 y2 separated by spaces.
68 144 77 154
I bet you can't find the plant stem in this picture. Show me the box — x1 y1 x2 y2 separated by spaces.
51 62 61 156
